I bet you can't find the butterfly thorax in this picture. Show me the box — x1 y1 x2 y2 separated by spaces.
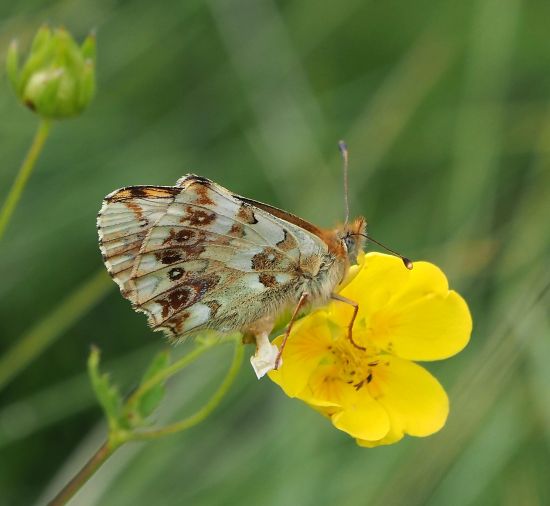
295 249 344 304
296 216 366 306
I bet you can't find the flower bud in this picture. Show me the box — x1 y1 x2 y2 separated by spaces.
6 26 96 119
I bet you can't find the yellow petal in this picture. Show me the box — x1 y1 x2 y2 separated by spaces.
387 261 450 306
374 290 472 361
314 368 392 440
331 254 471 361
305 367 391 440
356 424 404 447
335 250 365 291
332 400 390 441
268 312 333 397
373 356 449 437
335 253 410 323
300 365 349 407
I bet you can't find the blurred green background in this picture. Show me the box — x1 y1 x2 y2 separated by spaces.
1 0 549 504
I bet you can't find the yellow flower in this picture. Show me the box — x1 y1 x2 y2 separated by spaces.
269 252 472 447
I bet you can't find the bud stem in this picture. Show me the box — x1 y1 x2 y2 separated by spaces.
0 118 52 241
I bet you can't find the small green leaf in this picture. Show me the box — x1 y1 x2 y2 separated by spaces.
134 351 170 420
88 346 126 431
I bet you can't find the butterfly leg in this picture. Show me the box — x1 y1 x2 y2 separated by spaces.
330 293 365 351
274 291 309 370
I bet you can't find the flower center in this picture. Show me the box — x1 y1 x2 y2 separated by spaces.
327 340 380 391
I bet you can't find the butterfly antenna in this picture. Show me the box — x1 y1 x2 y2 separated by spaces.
355 233 413 270
338 140 350 226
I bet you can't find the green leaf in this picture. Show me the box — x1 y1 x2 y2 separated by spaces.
87 346 126 431
134 351 170 421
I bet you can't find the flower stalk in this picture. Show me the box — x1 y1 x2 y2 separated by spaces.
132 339 244 440
0 118 52 241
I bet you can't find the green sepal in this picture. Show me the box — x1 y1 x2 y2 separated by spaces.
81 33 96 62
77 62 96 110
6 40 19 92
30 25 52 53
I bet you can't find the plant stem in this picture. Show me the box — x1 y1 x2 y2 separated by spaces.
0 269 112 391
125 339 217 408
0 118 52 241
48 337 244 505
132 338 244 439
47 441 119 506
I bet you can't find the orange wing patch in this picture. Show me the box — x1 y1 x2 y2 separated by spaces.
107 186 181 203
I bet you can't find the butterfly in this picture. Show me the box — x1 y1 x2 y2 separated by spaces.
97 152 411 377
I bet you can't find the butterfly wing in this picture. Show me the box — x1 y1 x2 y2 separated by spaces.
98 175 331 339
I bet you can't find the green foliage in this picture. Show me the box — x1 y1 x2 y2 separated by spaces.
1 0 549 505
87 345 127 432
126 351 170 424
88 347 175 434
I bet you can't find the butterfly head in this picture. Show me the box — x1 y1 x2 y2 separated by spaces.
340 216 414 270
341 216 367 266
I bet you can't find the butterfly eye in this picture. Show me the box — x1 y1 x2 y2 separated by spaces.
343 235 355 251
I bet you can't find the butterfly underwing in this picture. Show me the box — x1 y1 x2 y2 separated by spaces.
97 174 366 375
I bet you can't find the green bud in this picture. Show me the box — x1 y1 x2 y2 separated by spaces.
6 26 96 119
